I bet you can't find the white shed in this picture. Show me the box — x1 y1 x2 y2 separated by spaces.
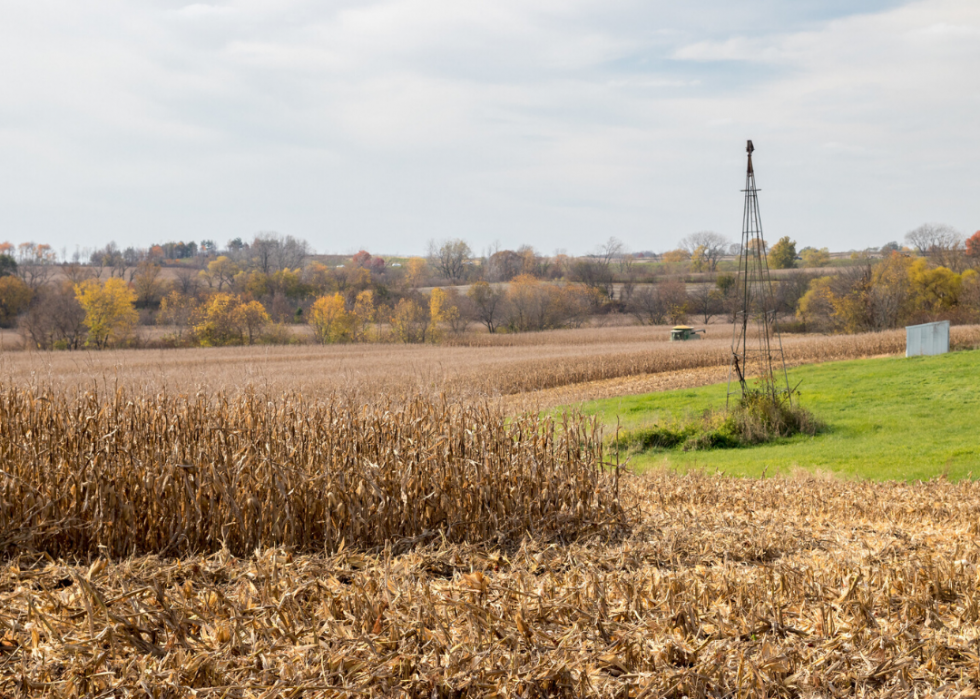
906 320 950 357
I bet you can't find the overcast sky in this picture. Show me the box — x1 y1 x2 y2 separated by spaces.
1 0 978 257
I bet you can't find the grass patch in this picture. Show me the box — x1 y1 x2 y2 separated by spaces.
576 349 980 481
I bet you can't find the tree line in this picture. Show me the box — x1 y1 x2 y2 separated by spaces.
0 224 977 349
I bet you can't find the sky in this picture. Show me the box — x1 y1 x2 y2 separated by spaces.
0 0 978 257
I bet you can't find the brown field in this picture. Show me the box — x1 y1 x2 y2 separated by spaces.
5 471 980 696
3 324 978 404
4 326 980 696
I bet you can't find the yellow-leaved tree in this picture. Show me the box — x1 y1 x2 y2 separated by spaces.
309 293 353 343
427 288 458 342
352 290 375 342
74 278 139 349
391 297 428 343
192 293 270 346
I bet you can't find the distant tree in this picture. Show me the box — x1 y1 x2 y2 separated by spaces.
467 281 506 333
132 261 167 308
688 281 721 324
965 231 980 267
905 223 964 271
879 241 902 255
200 256 239 291
157 291 198 340
428 239 472 284
428 288 458 342
799 247 830 268
0 254 17 278
661 249 691 264
391 297 429 343
192 293 270 346
351 290 375 341
309 294 353 344
660 279 690 324
768 237 797 269
404 257 429 289
74 278 139 349
173 266 201 297
0 276 32 327
19 282 87 350
16 242 57 290
679 231 729 271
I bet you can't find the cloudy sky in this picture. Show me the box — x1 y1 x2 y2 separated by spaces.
1 0 978 256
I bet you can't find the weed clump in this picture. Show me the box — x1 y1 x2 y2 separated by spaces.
613 389 822 454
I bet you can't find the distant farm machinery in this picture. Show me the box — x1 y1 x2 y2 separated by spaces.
670 326 706 341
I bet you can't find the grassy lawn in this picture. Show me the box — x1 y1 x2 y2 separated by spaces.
574 349 980 481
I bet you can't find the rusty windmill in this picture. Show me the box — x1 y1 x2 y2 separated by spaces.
727 140 791 407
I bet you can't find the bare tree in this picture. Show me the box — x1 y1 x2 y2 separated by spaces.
905 223 964 271
688 281 722 323
19 283 86 350
466 281 506 333
680 231 729 271
173 266 201 297
15 243 57 291
618 254 638 305
249 233 311 273
428 239 472 284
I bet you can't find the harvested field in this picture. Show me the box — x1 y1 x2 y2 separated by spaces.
4 471 980 696
2 325 977 403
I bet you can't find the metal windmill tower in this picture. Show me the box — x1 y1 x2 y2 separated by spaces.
727 140 791 406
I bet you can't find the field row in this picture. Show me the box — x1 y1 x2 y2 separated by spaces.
3 325 978 403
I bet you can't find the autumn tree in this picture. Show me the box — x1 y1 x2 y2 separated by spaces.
192 293 269 346
391 297 429 343
680 231 728 272
965 231 980 268
19 282 87 350
799 247 831 268
428 239 472 284
428 288 458 342
0 276 32 327
157 291 198 341
768 237 797 269
0 253 16 278
309 294 353 343
199 256 239 291
404 258 429 289
467 281 506 333
74 278 139 349
352 290 375 341
132 261 167 308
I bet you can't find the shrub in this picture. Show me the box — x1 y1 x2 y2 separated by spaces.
613 389 822 454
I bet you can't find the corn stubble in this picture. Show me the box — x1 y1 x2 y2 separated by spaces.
5 472 980 696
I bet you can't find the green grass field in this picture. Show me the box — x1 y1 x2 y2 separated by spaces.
576 349 980 481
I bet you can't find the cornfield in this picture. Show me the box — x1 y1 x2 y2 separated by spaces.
0 387 622 559
3 325 977 405
5 471 980 696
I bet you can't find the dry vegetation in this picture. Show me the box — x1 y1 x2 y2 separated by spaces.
3 326 980 696
0 388 620 559
5 472 980 696
2 325 978 405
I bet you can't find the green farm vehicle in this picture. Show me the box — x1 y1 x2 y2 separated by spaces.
670 326 706 341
